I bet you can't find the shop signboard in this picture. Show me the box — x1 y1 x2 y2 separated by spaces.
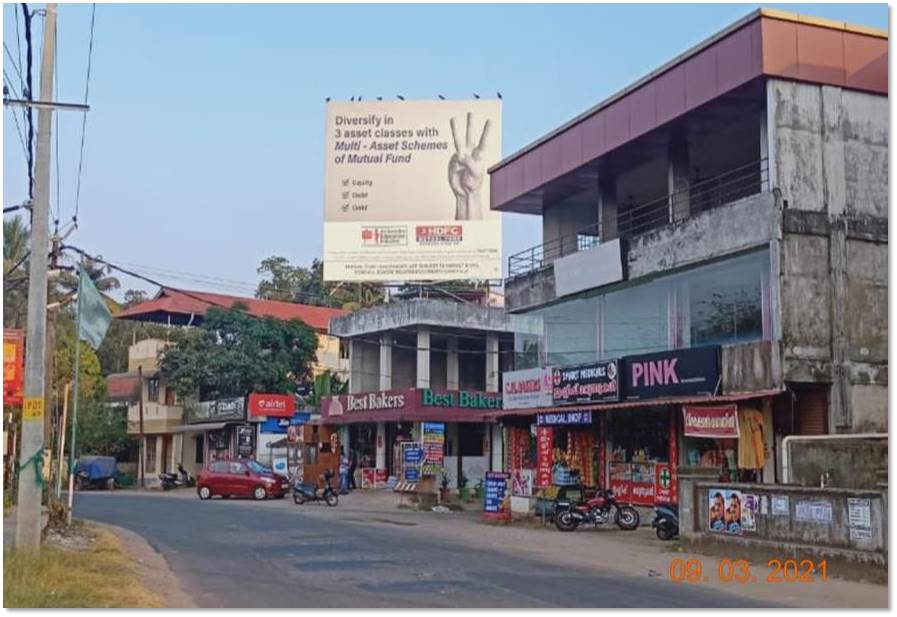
321 388 502 421
482 472 511 520
323 99 502 282
535 427 553 487
248 393 296 418
187 397 247 424
624 346 720 400
551 360 619 405
536 411 593 426
654 462 678 504
609 462 656 506
503 367 553 410
362 468 388 488
421 422 445 475
682 405 739 438
3 330 25 406
237 425 255 458
259 412 312 434
421 389 501 410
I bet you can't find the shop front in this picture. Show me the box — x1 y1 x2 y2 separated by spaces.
180 396 252 464
320 387 499 489
498 344 781 508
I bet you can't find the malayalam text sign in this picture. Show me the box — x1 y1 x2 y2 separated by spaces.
323 100 502 282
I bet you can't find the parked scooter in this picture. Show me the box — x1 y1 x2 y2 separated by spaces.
293 470 338 506
159 465 196 491
554 488 640 532
652 503 679 540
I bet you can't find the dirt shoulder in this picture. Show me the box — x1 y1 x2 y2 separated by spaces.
91 521 196 609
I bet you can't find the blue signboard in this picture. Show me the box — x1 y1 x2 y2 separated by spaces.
536 411 593 426
483 472 511 519
404 467 420 482
404 445 423 465
259 412 312 434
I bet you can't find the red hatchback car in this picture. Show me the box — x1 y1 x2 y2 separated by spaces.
196 459 290 500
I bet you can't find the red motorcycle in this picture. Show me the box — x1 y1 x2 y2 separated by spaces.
553 488 640 531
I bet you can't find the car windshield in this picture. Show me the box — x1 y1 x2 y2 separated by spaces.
246 460 272 474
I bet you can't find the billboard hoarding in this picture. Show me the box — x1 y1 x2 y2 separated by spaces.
323 100 502 282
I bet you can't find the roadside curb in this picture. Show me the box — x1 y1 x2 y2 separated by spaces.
87 520 197 608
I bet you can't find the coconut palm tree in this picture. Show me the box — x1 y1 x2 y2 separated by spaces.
57 255 121 297
4 216 30 328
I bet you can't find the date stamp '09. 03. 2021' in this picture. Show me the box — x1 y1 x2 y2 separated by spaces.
669 558 829 585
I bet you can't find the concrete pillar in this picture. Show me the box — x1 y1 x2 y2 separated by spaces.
154 436 163 475
375 422 386 469
349 339 363 394
598 173 618 241
446 336 459 391
676 466 718 540
416 328 430 388
668 123 691 222
379 332 392 391
486 335 500 393
490 424 503 472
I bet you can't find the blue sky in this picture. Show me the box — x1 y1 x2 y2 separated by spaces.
3 3 887 298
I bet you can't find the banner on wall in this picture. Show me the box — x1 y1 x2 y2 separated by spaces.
535 427 553 487
682 404 739 438
323 99 503 282
503 367 553 410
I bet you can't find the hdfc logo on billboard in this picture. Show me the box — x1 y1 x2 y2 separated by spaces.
415 225 463 245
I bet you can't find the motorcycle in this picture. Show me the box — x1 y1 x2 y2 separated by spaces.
159 465 196 491
652 503 679 540
554 488 640 532
293 470 338 507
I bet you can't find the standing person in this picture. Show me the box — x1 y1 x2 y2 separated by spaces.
338 447 349 495
348 449 358 490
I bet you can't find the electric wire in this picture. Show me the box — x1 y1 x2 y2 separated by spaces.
72 2 96 224
3 72 30 164
21 2 35 199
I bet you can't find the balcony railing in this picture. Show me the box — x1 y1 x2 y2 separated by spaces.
507 158 770 279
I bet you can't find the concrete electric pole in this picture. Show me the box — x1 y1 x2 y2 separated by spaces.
14 3 58 553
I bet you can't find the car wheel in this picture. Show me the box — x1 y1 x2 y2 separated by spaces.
253 486 267 500
198 486 211 500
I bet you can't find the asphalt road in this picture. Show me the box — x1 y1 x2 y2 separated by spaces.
74 493 775 608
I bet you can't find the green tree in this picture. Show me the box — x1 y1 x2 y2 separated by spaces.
255 256 384 310
3 216 30 328
159 306 319 400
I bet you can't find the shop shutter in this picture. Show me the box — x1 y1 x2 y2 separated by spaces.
794 384 829 435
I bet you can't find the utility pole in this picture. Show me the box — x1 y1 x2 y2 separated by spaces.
138 365 145 489
15 3 57 553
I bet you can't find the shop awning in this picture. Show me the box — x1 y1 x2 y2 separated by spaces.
173 422 233 432
484 388 785 420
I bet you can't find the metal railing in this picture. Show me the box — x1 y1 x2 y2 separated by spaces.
507 158 770 279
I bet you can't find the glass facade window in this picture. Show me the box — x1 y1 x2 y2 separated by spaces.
523 249 770 364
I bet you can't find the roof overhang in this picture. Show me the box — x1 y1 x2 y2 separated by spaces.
489 8 887 215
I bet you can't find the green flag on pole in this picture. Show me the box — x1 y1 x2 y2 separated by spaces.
76 264 112 350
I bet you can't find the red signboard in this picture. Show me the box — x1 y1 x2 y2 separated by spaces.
682 404 739 438
535 427 553 487
609 462 656 506
248 393 295 418
3 330 25 406
361 468 388 489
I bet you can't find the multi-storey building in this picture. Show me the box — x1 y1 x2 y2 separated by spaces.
487 10 886 500
111 287 347 483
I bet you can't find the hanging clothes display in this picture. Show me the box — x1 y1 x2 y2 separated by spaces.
737 406 766 469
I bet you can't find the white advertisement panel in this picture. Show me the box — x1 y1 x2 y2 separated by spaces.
503 367 554 410
322 99 502 282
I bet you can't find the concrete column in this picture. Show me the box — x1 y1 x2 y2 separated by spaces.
349 339 363 394
486 335 499 393
375 422 386 469
490 424 504 472
446 336 459 391
668 123 691 222
379 332 393 391
676 466 718 541
598 173 618 241
154 435 163 475
416 328 431 388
